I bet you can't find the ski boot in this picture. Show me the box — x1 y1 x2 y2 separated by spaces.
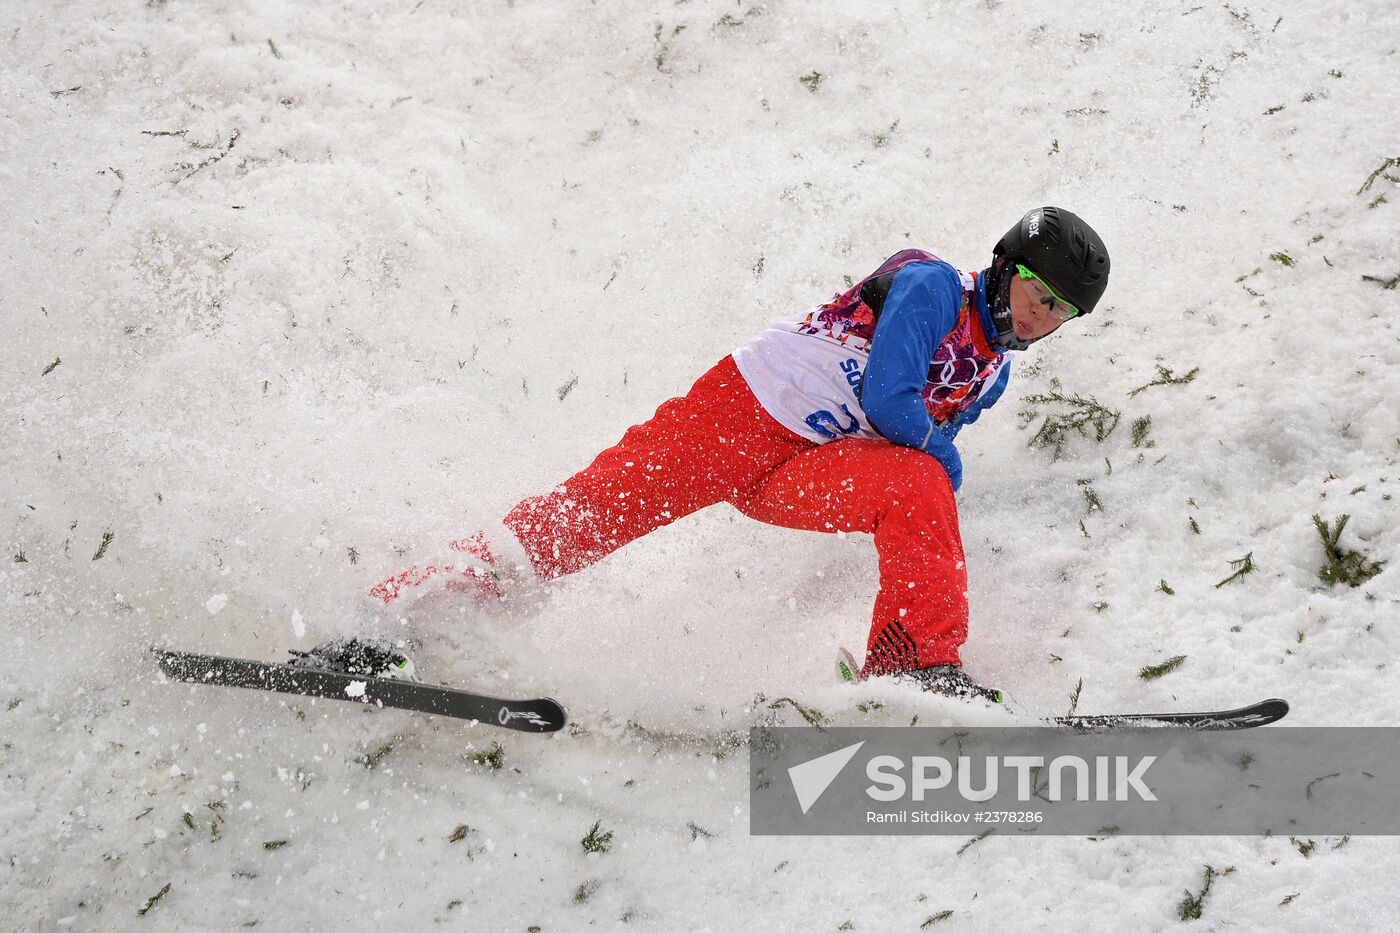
897 664 1004 705
839 648 1003 703
287 636 420 682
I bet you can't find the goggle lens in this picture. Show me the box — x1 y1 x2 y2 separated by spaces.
1015 264 1080 321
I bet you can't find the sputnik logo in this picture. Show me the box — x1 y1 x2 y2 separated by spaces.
788 741 865 814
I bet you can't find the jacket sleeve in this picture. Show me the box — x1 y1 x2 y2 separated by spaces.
940 360 1012 442
859 261 965 491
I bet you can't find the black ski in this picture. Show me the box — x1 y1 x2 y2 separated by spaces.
1053 698 1289 731
154 648 566 734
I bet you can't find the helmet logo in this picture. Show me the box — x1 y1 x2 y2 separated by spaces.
1027 210 1042 238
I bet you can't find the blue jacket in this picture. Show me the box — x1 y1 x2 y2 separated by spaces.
858 261 1010 491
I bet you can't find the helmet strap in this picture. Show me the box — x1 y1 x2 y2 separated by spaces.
985 258 1032 351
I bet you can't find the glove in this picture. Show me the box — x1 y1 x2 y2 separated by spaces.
928 441 963 493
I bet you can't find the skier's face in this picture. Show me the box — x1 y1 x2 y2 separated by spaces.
1008 270 1069 342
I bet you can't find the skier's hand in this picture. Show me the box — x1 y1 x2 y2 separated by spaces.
928 440 962 493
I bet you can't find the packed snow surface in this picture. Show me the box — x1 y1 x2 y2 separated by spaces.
3 0 1398 929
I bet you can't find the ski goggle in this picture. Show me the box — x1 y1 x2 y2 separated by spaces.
1015 263 1080 321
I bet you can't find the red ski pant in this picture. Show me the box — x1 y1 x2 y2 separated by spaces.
503 355 969 672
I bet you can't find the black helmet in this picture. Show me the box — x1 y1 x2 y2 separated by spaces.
984 207 1110 350
996 207 1110 314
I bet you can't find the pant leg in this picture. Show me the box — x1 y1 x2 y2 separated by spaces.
728 437 968 673
504 355 812 579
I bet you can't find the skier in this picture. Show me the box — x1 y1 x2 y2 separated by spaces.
298 207 1110 704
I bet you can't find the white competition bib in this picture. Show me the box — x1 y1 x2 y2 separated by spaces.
732 316 879 443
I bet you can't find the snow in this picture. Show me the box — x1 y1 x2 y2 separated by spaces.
3 0 1399 929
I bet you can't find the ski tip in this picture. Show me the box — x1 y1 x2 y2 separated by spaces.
540 697 568 733
1237 698 1290 728
835 647 859 684
496 697 567 733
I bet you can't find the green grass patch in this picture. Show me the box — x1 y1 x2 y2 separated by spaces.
1313 514 1384 587
359 743 393 769
1139 655 1186 680
581 820 613 854
137 882 172 917
1131 415 1154 448
1214 552 1255 588
1356 155 1399 195
1128 365 1199 398
956 828 993 856
1177 865 1234 921
768 696 828 728
467 741 504 771
1021 381 1121 460
92 531 114 561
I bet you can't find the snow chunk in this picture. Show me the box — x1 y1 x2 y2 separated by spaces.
344 680 367 699
205 594 229 615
